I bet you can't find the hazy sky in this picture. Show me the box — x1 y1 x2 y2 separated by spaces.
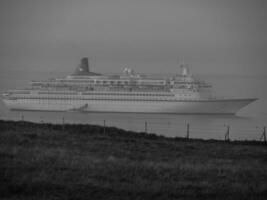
0 0 266 76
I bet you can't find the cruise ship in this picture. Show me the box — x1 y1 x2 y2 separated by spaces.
2 57 257 114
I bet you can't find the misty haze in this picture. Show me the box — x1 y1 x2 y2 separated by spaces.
0 1 267 200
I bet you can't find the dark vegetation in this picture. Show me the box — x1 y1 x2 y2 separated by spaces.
0 120 267 200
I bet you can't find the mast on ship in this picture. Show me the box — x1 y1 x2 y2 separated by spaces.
179 57 190 76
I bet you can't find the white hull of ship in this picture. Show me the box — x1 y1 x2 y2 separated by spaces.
2 98 256 114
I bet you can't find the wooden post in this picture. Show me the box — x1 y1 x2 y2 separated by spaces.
264 126 266 142
62 117 65 131
103 120 106 134
186 123 190 139
260 126 266 142
145 121 147 133
225 125 230 141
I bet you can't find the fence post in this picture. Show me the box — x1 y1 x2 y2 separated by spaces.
225 125 230 141
260 126 266 142
145 122 147 133
62 117 65 131
264 126 266 142
103 120 106 134
186 123 190 139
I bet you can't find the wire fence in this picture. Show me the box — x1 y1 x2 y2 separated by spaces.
0 113 266 142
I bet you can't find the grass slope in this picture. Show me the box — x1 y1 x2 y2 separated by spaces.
0 120 267 200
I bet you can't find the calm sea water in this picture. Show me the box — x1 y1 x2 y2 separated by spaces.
1 71 266 141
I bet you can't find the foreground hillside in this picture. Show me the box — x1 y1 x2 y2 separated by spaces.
0 120 267 200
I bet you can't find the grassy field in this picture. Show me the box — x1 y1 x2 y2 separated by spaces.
0 120 267 200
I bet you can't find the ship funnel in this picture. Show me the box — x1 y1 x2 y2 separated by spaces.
72 57 90 75
79 57 90 72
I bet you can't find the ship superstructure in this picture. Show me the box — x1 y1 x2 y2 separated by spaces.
2 58 257 114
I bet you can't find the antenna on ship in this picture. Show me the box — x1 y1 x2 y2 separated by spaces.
178 56 189 76
177 56 184 67
181 56 185 66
